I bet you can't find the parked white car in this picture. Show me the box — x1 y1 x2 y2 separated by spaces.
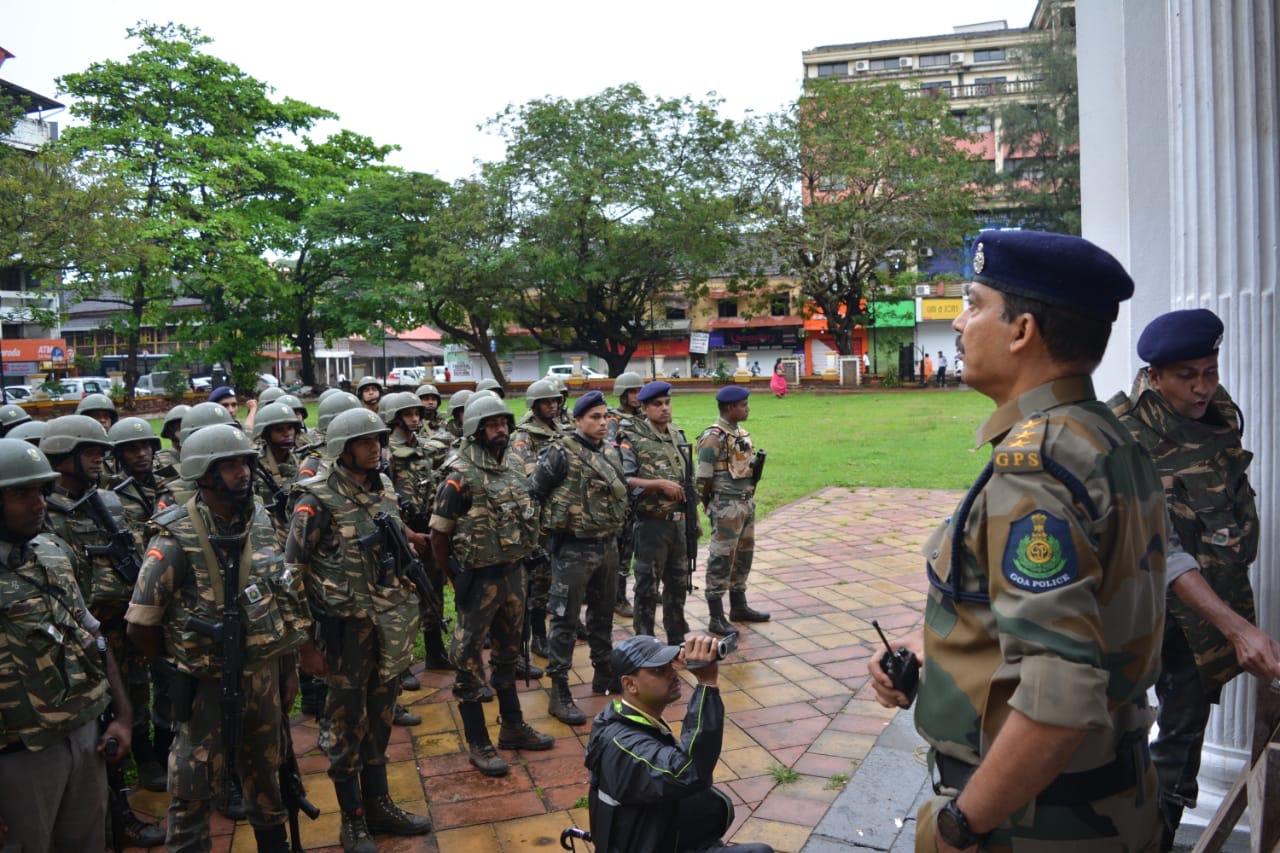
386 366 428 386
545 364 607 380
1 384 32 402
43 376 115 402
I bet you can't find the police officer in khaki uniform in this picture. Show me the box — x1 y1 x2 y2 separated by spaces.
530 391 629 725
1109 308 1280 849
430 394 553 777
126 425 306 852
287 408 432 851
0 438 134 852
870 230 1168 851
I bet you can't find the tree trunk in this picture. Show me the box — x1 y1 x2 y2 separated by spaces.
479 350 506 386
602 349 634 378
296 313 316 387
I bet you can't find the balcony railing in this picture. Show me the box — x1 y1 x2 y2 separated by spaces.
913 79 1040 101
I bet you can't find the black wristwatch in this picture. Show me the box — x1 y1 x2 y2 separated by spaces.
936 798 987 848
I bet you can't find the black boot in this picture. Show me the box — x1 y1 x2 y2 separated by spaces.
591 664 612 694
253 823 290 853
495 684 555 751
217 770 248 820
335 778 376 852
706 598 739 636
423 629 454 671
299 674 328 717
547 677 586 725
361 763 432 836
400 668 421 691
393 704 422 726
460 700 509 776
515 658 544 680
119 809 166 847
729 590 770 623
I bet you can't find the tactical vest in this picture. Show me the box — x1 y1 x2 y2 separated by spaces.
443 441 538 569
622 419 688 516
388 432 435 519
509 414 562 477
545 438 629 538
700 420 755 497
45 488 134 618
293 469 419 677
0 537 111 750
151 499 306 678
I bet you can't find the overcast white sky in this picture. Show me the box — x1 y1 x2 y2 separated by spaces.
5 0 1037 182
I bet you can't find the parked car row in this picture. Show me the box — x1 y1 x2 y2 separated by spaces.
1 384 33 402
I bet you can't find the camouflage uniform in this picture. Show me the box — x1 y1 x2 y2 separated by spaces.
533 433 629 696
916 377 1166 850
286 466 419 792
1110 371 1259 836
255 443 298 537
618 416 691 643
508 410 563 620
388 429 447 659
696 416 758 598
125 495 304 850
111 474 178 547
0 535 113 852
606 404 643 614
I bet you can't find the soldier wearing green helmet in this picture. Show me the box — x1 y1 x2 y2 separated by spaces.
76 392 119 431
170 403 240 507
442 389 472 449
0 402 32 437
126 424 307 852
276 393 309 439
474 376 505 399
6 418 46 446
430 392 551 777
414 383 443 432
251 402 302 535
296 391 362 482
0 437 136 853
318 386 345 404
41 415 168 847
108 416 175 540
287 408 433 847
157 404 192 476
606 371 645 617
355 376 383 413
258 386 287 406
547 375 573 431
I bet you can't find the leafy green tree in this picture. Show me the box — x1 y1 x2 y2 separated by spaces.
745 78 982 355
993 1 1080 233
487 84 750 376
56 21 335 400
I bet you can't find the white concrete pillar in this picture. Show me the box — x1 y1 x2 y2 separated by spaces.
823 351 838 377
654 355 666 378
734 352 750 378
569 355 584 378
1079 0 1280 814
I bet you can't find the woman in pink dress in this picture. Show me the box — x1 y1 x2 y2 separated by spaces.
770 359 788 398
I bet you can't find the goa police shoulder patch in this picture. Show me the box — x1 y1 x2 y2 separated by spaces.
1002 510 1078 593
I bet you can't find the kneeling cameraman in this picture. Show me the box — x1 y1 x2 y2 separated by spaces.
585 634 773 853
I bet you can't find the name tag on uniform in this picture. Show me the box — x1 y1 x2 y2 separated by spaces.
244 583 264 604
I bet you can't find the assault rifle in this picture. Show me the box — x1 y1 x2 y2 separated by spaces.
359 511 435 607
279 710 319 852
83 488 144 588
679 441 699 591
751 449 767 487
182 534 248 825
255 464 289 531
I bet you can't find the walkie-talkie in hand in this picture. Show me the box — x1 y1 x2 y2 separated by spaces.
873 620 920 706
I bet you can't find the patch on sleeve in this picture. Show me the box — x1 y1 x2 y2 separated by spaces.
1002 510 1078 593
993 416 1046 472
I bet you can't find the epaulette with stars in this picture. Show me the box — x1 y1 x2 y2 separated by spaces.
993 415 1047 473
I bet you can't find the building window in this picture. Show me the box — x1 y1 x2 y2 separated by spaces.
973 76 1007 96
867 56 902 71
665 306 686 320
718 299 738 319
817 173 847 193
973 48 1005 63
816 61 848 78
770 294 791 316
920 81 952 98
954 109 992 133
919 52 951 68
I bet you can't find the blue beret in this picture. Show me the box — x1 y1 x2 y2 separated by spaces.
573 390 607 418
972 230 1134 319
715 386 750 404
1137 308 1224 365
208 386 235 403
636 381 672 403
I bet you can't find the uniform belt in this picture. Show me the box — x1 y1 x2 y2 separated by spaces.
637 510 684 522
935 737 1145 806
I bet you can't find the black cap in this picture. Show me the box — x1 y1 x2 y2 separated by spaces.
972 229 1134 319
608 635 682 693
1137 308 1224 365
637 381 672 403
573 390 607 418
715 385 749 403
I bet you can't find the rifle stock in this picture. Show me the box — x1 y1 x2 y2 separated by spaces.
679 441 699 590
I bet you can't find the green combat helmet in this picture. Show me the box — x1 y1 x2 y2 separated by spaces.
0 403 32 435
6 420 46 447
0 437 60 489
318 387 345 404
379 391 425 426
356 376 383 396
448 389 473 416
258 387 287 405
179 402 236 444
179 423 257 481
41 414 113 457
75 393 119 425
276 394 307 423
475 377 505 398
109 416 162 451
317 391 361 433
524 379 560 410
161 404 192 442
612 372 644 397
324 408 390 460
548 376 568 396
463 392 515 438
414 383 441 401
252 401 303 440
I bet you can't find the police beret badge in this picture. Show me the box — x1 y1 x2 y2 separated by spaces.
973 243 985 275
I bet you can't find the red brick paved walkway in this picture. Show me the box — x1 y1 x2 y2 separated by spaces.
124 486 952 852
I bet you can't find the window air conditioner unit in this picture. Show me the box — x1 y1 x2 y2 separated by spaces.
854 60 870 72
915 285 933 297
899 57 914 68
950 52 966 65
1007 47 1023 59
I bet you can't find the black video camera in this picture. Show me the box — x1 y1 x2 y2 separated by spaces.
683 632 738 670
873 620 920 705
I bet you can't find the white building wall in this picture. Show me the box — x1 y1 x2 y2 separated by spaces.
1079 0 1279 825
